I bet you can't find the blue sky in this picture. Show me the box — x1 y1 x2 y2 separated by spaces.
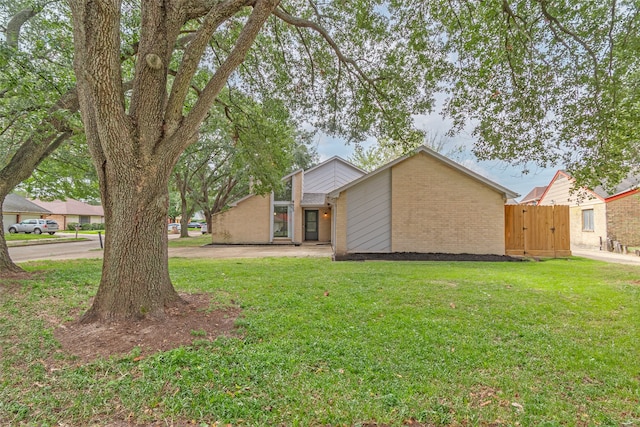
313 112 557 201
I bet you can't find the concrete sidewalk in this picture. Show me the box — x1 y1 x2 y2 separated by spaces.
571 248 640 266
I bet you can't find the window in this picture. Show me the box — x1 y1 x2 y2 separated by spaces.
79 215 91 225
582 209 594 231
273 205 290 238
274 179 292 201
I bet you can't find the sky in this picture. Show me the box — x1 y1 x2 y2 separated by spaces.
313 111 558 202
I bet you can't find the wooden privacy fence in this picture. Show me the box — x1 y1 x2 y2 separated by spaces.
505 205 571 257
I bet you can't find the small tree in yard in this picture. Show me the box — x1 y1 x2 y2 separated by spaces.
68 1 437 322
171 92 307 238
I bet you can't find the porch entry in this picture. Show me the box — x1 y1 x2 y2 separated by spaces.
305 210 318 241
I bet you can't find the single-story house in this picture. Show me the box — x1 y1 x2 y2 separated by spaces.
536 171 640 249
30 198 105 230
212 146 519 257
211 156 366 245
1 194 51 233
328 146 518 257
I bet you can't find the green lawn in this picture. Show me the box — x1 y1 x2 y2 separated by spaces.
168 233 211 247
5 232 60 241
1 257 639 426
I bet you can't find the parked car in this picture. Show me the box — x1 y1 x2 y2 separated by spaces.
167 223 181 232
8 219 59 235
187 222 202 228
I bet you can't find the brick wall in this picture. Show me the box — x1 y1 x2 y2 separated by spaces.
390 152 506 255
606 192 640 246
211 195 271 244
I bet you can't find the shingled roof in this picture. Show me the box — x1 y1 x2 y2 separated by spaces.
2 194 51 214
30 198 104 216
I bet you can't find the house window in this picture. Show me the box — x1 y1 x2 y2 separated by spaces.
273 205 291 238
582 209 594 231
274 179 292 201
79 215 91 225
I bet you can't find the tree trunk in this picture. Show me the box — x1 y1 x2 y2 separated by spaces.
81 160 183 323
0 193 23 274
69 0 280 323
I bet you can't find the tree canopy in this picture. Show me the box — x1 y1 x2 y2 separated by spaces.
422 0 640 189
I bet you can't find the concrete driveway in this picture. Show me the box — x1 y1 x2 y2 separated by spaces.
571 248 640 266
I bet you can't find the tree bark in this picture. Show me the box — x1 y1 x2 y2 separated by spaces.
0 193 22 274
80 158 183 322
69 0 280 323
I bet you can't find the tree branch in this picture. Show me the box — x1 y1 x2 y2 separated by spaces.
536 0 600 86
168 0 280 157
5 8 37 49
165 0 251 135
272 8 376 89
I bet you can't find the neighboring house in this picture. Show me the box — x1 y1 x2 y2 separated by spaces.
212 146 519 257
519 186 547 205
30 198 105 230
328 146 518 257
537 171 640 249
211 156 366 244
1 194 51 233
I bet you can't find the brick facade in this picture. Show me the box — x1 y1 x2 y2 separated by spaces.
333 151 509 256
390 153 506 255
211 195 271 244
606 192 640 246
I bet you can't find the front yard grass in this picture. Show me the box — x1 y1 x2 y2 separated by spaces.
5 232 60 241
1 257 639 426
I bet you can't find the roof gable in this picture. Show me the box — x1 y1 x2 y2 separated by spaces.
303 157 366 194
537 170 640 205
2 194 51 214
329 145 519 199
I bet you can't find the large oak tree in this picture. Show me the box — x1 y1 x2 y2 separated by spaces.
67 0 437 322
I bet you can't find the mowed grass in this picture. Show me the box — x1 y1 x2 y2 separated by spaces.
1 257 639 426
5 232 60 241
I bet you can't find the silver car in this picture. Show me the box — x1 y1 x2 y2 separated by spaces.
8 219 59 235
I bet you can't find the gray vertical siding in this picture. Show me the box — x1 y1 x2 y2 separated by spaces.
346 169 391 252
305 161 364 193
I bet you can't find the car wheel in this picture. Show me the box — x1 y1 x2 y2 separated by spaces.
48 232 56 235
8 227 16 234
34 228 42 235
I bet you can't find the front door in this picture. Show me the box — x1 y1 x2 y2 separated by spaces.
305 210 319 241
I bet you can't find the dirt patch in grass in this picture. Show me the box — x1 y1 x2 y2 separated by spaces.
53 293 241 364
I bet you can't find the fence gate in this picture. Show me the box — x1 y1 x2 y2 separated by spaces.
505 205 571 257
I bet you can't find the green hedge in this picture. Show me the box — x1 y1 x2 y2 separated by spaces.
67 222 105 231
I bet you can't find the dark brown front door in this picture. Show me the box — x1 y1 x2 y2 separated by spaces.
305 210 318 241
